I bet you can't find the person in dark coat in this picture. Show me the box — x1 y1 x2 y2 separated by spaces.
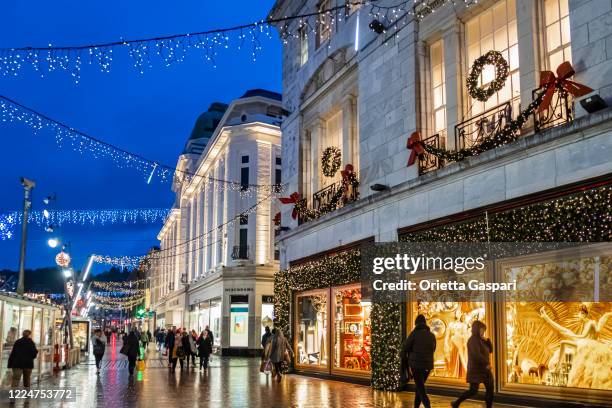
452 320 494 408
180 331 190 369
261 326 272 348
402 314 436 408
8 330 38 387
91 328 106 374
165 327 175 367
197 330 213 370
125 331 140 376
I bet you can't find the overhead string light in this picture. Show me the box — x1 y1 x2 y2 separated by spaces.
0 95 285 194
92 254 146 269
91 279 147 289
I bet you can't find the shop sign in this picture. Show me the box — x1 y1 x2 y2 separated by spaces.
262 295 274 304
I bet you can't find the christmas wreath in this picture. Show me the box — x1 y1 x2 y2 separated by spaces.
321 146 342 177
467 50 509 102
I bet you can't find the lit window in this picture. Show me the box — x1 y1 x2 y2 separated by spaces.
544 0 571 69
321 111 343 188
430 39 446 137
465 0 520 115
317 0 333 48
300 27 309 66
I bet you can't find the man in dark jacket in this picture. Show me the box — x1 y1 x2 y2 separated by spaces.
8 330 38 387
125 331 140 376
165 327 175 367
261 326 272 348
402 314 436 408
452 320 494 408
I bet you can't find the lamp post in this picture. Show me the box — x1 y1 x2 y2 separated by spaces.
17 177 35 295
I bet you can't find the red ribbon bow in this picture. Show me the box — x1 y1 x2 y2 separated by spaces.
279 192 301 220
539 61 593 113
273 212 281 226
406 131 424 166
340 164 355 184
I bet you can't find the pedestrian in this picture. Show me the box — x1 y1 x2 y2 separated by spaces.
177 331 188 370
8 330 38 388
261 326 272 348
189 330 198 366
124 330 140 376
205 325 214 347
165 327 175 367
104 328 111 344
269 329 294 383
451 320 494 408
141 329 149 351
197 330 213 370
180 331 190 369
92 328 107 374
158 329 166 352
403 314 436 408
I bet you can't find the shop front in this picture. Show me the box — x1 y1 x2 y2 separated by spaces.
0 293 61 385
188 299 222 349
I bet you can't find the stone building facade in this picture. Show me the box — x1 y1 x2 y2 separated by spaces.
151 90 283 355
270 0 612 404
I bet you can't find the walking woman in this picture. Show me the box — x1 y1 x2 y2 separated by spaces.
92 329 106 374
179 331 189 369
165 327 175 367
125 331 140 376
197 329 213 370
452 320 494 408
140 329 149 352
403 314 436 408
269 329 294 383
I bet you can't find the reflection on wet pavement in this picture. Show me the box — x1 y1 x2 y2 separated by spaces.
6 344 528 407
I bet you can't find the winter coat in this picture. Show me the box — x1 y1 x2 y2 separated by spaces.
261 332 272 348
92 335 106 356
466 321 493 384
197 335 213 358
270 332 293 364
140 331 149 343
403 323 437 370
125 333 140 359
165 332 175 349
8 337 38 369
180 335 190 358
189 335 197 354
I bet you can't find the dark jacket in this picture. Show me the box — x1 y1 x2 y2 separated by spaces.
403 323 436 370
180 334 190 358
197 335 213 358
466 321 493 384
261 331 272 348
8 337 38 369
165 331 175 349
126 333 140 359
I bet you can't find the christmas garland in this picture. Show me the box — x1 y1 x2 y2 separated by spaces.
321 146 342 177
295 170 360 222
467 50 509 102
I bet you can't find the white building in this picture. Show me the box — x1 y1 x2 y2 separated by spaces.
151 90 283 355
269 0 612 405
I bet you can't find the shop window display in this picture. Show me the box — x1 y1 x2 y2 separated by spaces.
504 256 612 390
412 301 486 379
296 293 328 367
332 287 371 372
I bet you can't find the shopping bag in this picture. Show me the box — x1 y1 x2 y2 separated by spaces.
263 359 272 375
259 360 266 373
137 360 145 371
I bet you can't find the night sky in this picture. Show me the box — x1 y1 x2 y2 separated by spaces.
0 1 281 273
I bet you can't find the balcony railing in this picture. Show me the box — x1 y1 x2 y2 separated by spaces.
419 132 445 175
532 85 573 132
231 245 250 260
298 178 360 225
455 100 516 150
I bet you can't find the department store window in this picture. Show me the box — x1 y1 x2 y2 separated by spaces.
543 0 572 69
430 39 446 137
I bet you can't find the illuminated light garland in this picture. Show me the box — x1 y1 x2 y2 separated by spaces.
0 213 17 240
93 293 145 303
91 279 147 289
92 254 145 269
0 95 285 195
0 1 475 81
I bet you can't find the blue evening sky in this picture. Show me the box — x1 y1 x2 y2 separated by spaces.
0 1 281 273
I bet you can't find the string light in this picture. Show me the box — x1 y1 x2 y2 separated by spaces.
0 95 284 195
92 255 145 269
91 279 147 289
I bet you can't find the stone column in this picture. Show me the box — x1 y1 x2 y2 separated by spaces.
443 22 462 150
309 118 325 196
342 94 357 168
517 0 540 130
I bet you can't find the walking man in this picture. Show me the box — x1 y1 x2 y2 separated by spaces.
403 314 436 408
92 328 106 374
8 330 38 388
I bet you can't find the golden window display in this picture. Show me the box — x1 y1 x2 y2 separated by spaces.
333 288 371 372
412 301 486 379
296 292 328 367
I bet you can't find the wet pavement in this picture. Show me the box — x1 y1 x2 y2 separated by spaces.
5 342 530 408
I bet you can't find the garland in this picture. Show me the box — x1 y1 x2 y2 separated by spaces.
321 146 342 177
467 51 509 102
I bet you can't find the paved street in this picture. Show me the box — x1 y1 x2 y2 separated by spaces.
3 342 531 408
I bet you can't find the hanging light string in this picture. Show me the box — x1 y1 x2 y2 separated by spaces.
91 279 147 289
92 254 145 269
0 95 284 194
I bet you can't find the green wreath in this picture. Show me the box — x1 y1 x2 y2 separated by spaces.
467 50 509 102
321 146 342 177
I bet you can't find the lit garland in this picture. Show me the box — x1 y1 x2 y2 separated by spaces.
0 213 17 240
0 1 478 81
0 95 285 194
91 279 147 290
401 184 612 243
93 255 145 269
466 51 509 102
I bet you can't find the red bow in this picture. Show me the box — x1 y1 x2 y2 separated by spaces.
340 164 355 184
406 131 424 166
273 212 281 226
279 192 301 220
539 61 593 113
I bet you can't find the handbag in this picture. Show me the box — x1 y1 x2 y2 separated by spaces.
177 346 186 359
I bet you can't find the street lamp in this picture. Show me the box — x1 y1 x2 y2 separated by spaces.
48 238 59 248
62 268 73 278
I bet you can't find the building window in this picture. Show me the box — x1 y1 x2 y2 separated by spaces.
295 291 328 368
241 155 249 164
430 39 446 137
239 214 248 225
240 167 249 191
465 0 520 115
317 0 333 48
275 168 282 187
320 111 343 188
544 0 571 69
300 27 309 66
276 157 282 165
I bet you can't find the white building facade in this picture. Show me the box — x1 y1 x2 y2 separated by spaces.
270 0 612 405
151 90 283 355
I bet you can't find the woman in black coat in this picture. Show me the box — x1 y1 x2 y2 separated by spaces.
197 330 213 370
125 331 140 376
403 314 436 408
8 330 38 387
